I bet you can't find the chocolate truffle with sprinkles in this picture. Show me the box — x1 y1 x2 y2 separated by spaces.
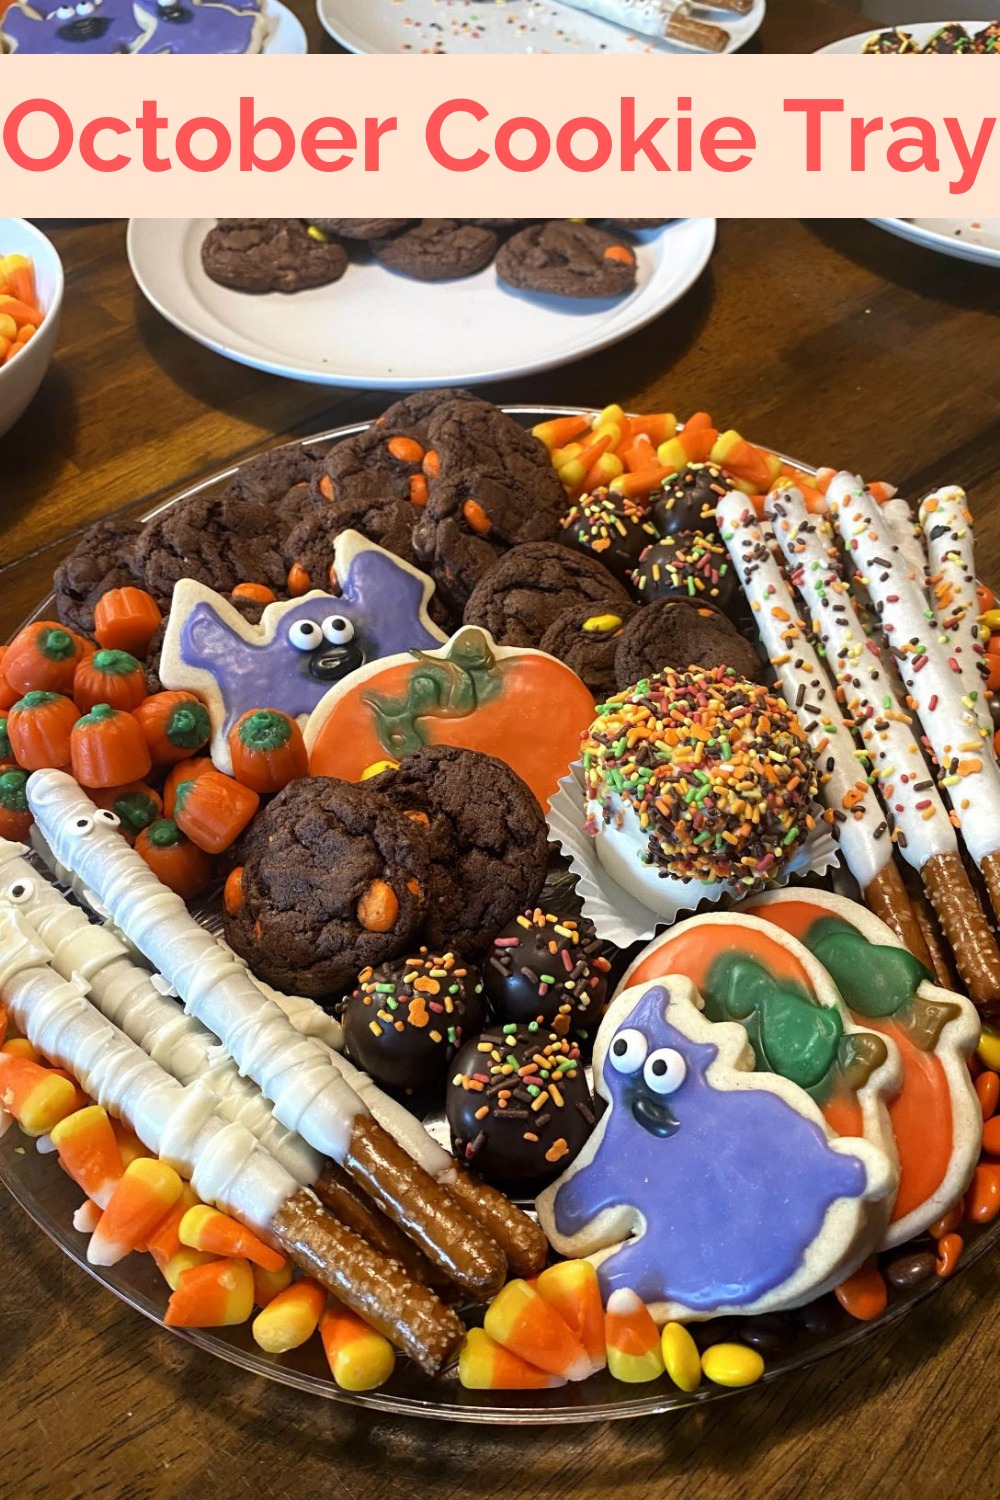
651 463 730 538
558 490 659 587
631 531 742 620
582 664 818 888
342 950 486 1092
447 1026 596 1186
484 909 611 1039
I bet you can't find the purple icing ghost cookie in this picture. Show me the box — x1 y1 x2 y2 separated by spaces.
1 0 151 52
140 0 265 53
536 978 895 1322
159 530 447 774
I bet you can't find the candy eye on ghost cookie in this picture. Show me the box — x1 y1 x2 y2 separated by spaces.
286 613 363 681
643 1048 686 1096
322 615 355 647
609 1028 648 1075
288 619 324 652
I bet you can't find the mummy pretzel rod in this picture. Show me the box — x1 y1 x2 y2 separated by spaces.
766 486 1000 1010
0 904 464 1374
918 486 993 739
25 772 517 1296
828 473 1000 992
716 492 930 966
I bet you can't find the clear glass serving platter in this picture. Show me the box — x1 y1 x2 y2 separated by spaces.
3 406 997 1424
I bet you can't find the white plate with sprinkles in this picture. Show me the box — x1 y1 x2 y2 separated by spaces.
868 219 1000 270
317 0 765 55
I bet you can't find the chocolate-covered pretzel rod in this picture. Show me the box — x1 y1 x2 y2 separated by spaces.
0 905 463 1373
768 486 1000 1008
919 486 992 738
26 771 508 1298
717 492 929 962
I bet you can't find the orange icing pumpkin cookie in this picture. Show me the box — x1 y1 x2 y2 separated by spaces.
747 889 982 1249
304 626 595 810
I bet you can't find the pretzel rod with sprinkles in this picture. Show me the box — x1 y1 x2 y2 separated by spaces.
717 491 929 963
918 486 993 738
828 472 1000 1002
767 487 1000 1008
0 903 464 1374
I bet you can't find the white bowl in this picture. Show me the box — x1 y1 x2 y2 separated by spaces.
0 219 63 439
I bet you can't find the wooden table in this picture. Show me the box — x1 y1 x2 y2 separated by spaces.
3 203 1000 1496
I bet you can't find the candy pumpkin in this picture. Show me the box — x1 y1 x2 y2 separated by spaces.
73 649 148 714
163 757 215 819
173 769 259 855
7 691 80 770
0 710 14 769
135 819 215 902
0 648 18 711
134 691 211 765
93 587 163 658
3 620 91 697
304 627 596 809
93 781 164 840
70 703 152 789
228 709 308 794
0 767 32 841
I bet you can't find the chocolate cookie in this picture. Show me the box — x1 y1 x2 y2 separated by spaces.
53 518 144 636
366 744 549 955
539 600 637 699
374 220 498 282
651 463 729 538
605 219 672 230
613 598 763 691
201 219 348 294
342 950 486 1091
220 443 323 531
631 530 742 619
223 776 431 997
496 222 637 299
559 490 659 586
134 490 293 611
308 218 413 240
463 541 630 649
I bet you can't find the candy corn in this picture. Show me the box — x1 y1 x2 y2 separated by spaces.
532 414 590 451
72 1199 102 1235
0 1052 80 1136
161 1247 218 1292
146 1182 201 1271
88 1156 184 1267
112 1119 153 1167
534 1260 606 1377
604 1288 665 1384
178 1204 286 1274
164 1257 255 1327
50 1105 124 1210
483 1278 592 1382
1 1037 40 1063
252 1260 295 1309
252 1279 326 1353
319 1301 396 1392
0 1002 6 1049
459 1327 566 1391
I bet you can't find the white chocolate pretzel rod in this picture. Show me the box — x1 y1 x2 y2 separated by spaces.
717 491 929 965
555 0 731 49
25 771 510 1298
918 486 993 738
766 487 1000 1008
29 810 548 1278
829 474 1000 990
0 904 464 1373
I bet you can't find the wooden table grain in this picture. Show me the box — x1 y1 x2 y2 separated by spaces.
3 79 1000 1500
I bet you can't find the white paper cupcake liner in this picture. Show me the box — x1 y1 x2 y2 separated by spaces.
547 764 840 948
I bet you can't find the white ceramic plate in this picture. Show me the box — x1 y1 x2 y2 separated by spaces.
0 219 64 440
264 0 307 53
126 218 716 388
317 0 764 55
868 218 1000 269
816 19 991 52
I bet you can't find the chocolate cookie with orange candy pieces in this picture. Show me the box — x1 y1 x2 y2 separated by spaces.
54 517 145 636
201 219 349 294
219 442 325 530
223 776 431 998
539 600 638 699
341 949 487 1091
463 541 630 650
134 489 291 608
612 597 764 691
496 222 638 299
307 218 413 240
373 220 499 282
604 219 672 230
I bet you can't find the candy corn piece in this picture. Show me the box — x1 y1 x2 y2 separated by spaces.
710 430 775 490
88 1156 184 1267
178 1203 286 1274
146 1182 201 1271
319 1301 395 1392
483 1278 592 1382
630 412 677 445
161 1247 218 1292
252 1279 326 1353
50 1105 123 1210
0 1052 80 1136
72 1198 103 1235
164 1257 255 1327
2 1036 41 1063
459 1328 566 1391
112 1119 153 1166
0 1002 7 1048
252 1260 294 1309
605 1289 665 1384
534 1260 606 1377
532 414 590 451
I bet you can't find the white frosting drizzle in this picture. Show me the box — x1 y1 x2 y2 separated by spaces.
26 771 366 1165
918 485 993 737
828 473 1000 867
717 491 890 891
766 488 956 873
0 906 295 1238
0 840 320 1186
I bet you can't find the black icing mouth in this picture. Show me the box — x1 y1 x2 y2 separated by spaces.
629 1084 679 1139
57 15 112 38
308 639 365 681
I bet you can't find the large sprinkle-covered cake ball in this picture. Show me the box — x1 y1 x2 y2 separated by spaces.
447 1025 596 1186
583 665 818 891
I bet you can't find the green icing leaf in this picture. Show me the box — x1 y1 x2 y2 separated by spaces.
703 953 843 1093
805 916 930 1020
